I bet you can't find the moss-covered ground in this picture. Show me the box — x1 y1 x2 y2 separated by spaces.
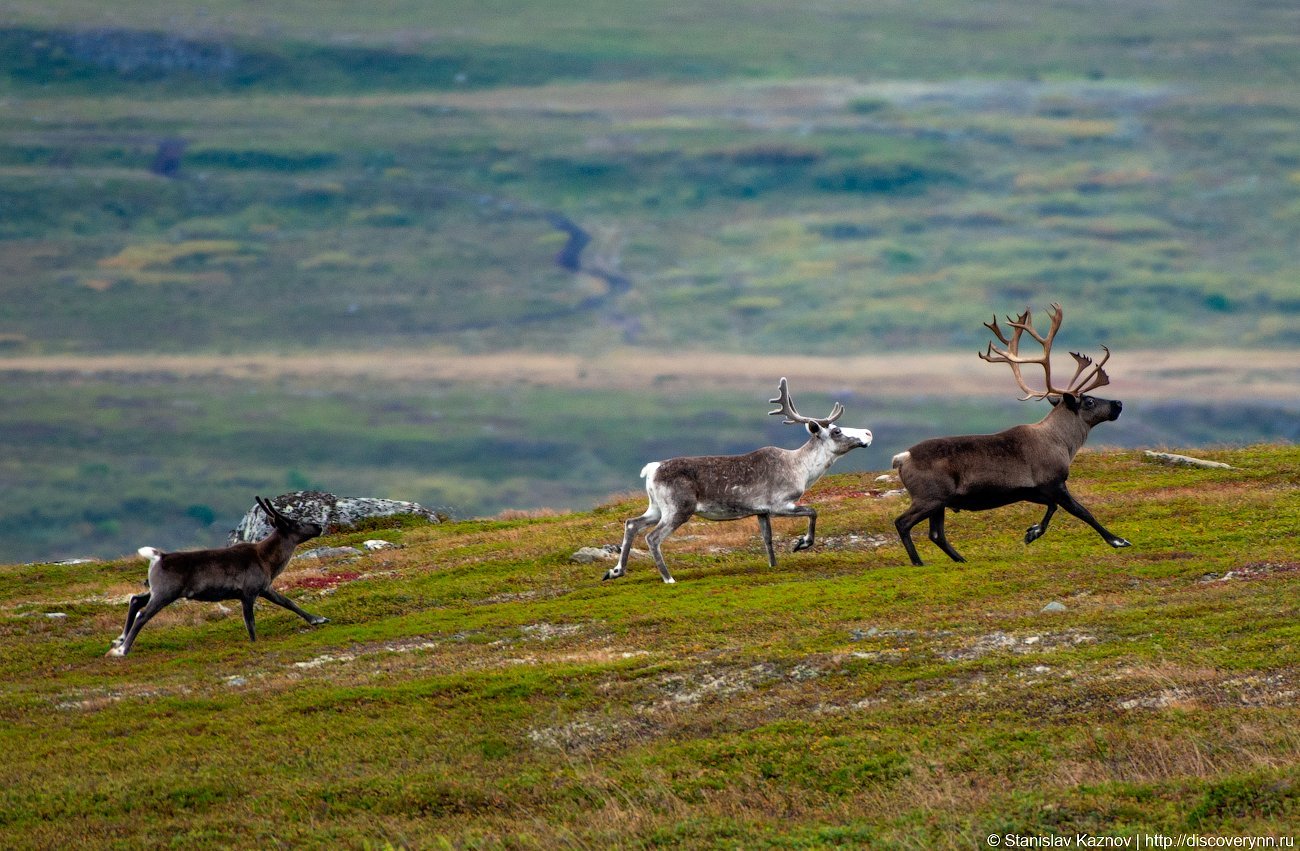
2 444 1297 847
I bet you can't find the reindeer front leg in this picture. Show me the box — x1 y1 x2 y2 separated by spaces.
772 503 818 552
756 514 777 567
260 588 329 625
1025 502 1057 544
1053 482 1131 548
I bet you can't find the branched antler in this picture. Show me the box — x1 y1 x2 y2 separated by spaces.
768 377 844 427
979 303 1110 399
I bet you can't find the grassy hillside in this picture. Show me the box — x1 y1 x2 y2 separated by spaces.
2 445 1298 847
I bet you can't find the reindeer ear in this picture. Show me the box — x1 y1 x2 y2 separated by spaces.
806 421 822 435
1058 393 1081 412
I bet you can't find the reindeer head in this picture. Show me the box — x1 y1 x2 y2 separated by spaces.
979 303 1122 425
255 496 324 545
769 377 873 454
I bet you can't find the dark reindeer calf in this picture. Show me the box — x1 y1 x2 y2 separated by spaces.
108 496 329 656
892 304 1131 566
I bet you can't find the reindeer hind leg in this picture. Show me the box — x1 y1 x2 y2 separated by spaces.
606 501 661 581
644 502 693 584
110 592 178 656
926 508 966 563
111 591 151 649
894 500 938 566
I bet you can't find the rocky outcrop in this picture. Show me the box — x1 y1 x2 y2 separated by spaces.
1142 451 1233 470
228 491 440 544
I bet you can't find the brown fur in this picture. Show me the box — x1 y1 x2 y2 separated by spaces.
109 496 329 655
893 394 1130 565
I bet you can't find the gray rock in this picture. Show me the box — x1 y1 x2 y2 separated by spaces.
362 539 398 551
571 546 618 564
572 544 647 563
294 546 364 561
1041 601 1068 613
25 558 98 566
228 491 440 544
1143 450 1233 470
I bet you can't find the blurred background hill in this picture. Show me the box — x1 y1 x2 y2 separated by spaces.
1 0 1297 561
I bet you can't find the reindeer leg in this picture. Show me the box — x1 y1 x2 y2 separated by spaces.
111 591 151 649
606 505 660 581
894 501 937 566
786 505 818 552
260 588 329 625
757 514 777 567
926 508 966 563
644 504 692 584
1025 502 1057 544
108 593 176 656
1054 483 1131 549
241 595 258 642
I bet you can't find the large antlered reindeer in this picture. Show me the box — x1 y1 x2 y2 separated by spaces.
891 303 1130 565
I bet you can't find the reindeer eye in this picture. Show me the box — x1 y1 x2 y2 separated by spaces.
831 427 842 436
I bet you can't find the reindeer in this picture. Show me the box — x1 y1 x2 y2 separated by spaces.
603 378 872 583
892 304 1130 566
108 496 329 656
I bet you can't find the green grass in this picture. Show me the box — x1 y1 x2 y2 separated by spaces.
1 444 1298 847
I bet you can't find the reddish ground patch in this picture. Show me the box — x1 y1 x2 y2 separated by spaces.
287 571 361 591
807 483 877 500
1199 562 1300 584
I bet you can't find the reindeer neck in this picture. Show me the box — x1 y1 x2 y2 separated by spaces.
787 437 841 489
1034 403 1093 459
253 532 298 577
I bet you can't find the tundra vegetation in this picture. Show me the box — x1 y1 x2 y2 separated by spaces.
1 445 1298 846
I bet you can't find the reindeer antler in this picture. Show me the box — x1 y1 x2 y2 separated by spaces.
979 303 1110 399
768 377 844 427
256 495 287 523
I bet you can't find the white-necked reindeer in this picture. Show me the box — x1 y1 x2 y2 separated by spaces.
108 496 329 656
603 378 872 583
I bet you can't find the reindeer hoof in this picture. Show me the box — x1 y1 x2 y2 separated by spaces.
310 616 330 625
792 537 813 552
1110 538 1132 549
601 569 623 581
662 577 676 584
105 646 125 658
1025 525 1044 544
